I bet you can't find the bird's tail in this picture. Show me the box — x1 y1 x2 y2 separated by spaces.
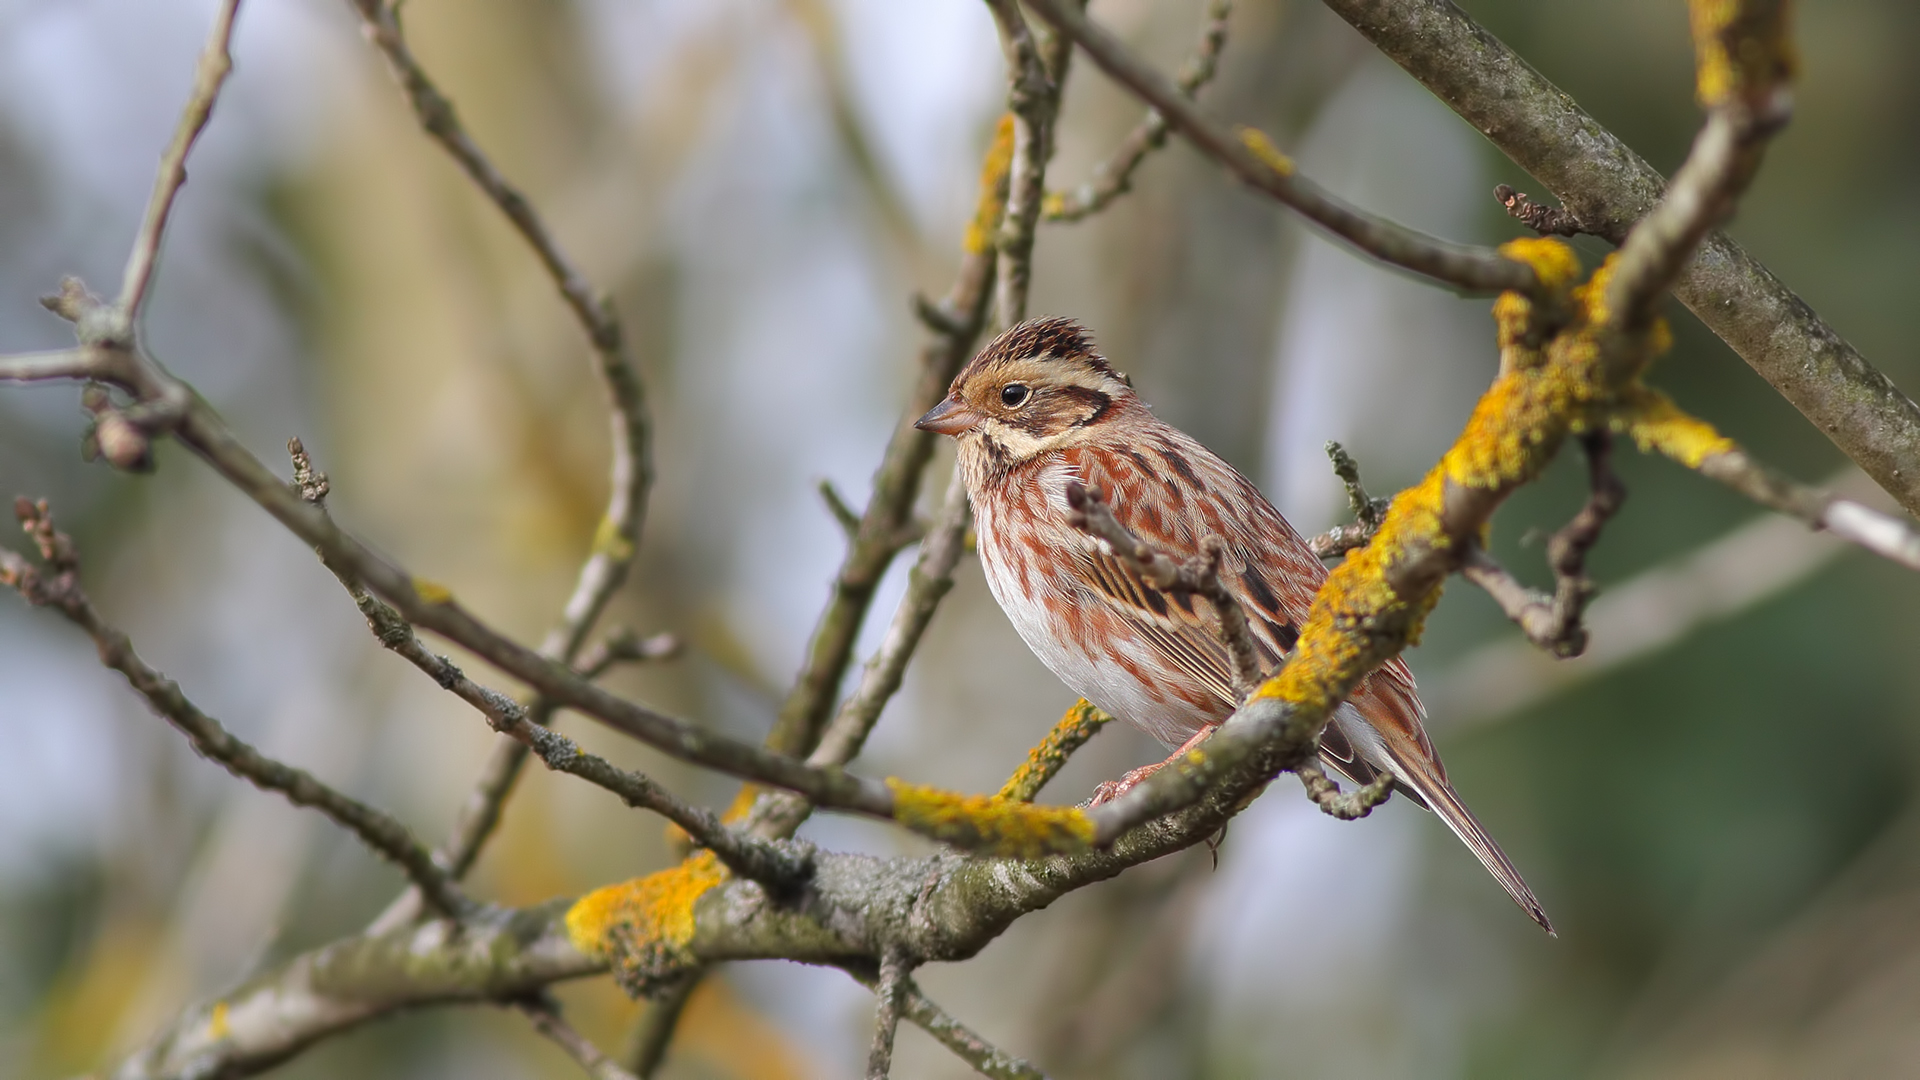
1384 747 1554 935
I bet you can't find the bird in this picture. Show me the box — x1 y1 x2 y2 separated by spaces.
915 316 1552 933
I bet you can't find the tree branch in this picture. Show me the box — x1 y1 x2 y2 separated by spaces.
2 498 468 919
866 951 910 1080
518 998 642 1080
341 0 658 889
1320 0 1920 518
1460 433 1623 656
984 0 1064 327
1045 0 1230 223
1306 440 1390 559
1022 0 1539 296
0 346 112 383
997 699 1113 804
1494 184 1584 237
116 0 245 330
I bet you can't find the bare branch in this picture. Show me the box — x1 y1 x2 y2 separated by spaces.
750 474 974 839
866 951 910 1080
819 478 864 537
1494 184 1584 237
1429 469 1863 728
341 0 658 885
519 998 642 1080
1064 481 1261 699
574 627 683 681
984 0 1064 326
1461 433 1624 656
896 978 1051 1080
761 110 1008 762
2 498 468 919
0 346 110 384
1023 0 1538 296
1046 0 1230 223
116 0 245 329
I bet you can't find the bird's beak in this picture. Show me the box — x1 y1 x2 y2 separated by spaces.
914 396 981 436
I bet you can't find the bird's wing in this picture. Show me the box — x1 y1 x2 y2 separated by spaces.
1061 433 1552 932
1060 434 1421 784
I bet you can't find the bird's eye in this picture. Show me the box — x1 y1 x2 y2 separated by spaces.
1001 384 1031 407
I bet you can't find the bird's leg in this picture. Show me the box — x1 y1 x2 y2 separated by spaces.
1085 724 1216 806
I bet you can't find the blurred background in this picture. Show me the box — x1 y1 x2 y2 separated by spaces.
2 0 1918 1076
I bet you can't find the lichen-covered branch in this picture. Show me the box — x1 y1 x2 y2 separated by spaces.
1045 0 1229 223
1320 0 1920 518
1085 0 1809 845
1023 0 1538 296
997 699 1113 804
2 499 467 919
1306 440 1391 559
1620 394 1920 571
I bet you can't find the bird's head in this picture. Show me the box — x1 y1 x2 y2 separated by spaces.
914 316 1134 464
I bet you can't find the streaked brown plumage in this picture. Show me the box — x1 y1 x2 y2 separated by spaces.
918 316 1552 933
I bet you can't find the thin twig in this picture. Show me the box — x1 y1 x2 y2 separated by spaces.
1064 481 1261 699
1460 433 1624 657
116 0 245 330
283 445 806 889
519 998 643 1080
1294 757 1395 820
1493 184 1584 237
843 969 1052 1080
984 0 1063 327
1307 440 1390 558
0 347 110 383
1694 450 1920 571
574 627 683 681
866 951 910 1080
751 474 974 839
1602 3 1792 334
2 498 468 918
1046 0 1230 223
997 699 1113 804
344 0 658 885
1023 0 1537 296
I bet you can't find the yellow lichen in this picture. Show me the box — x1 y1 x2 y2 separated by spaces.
207 1000 230 1041
411 578 453 605
996 699 1110 803
565 852 727 971
963 115 1016 255
1237 126 1295 177
590 514 635 561
1497 236 1583 291
1616 388 1737 467
1690 0 1795 108
888 778 1093 858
